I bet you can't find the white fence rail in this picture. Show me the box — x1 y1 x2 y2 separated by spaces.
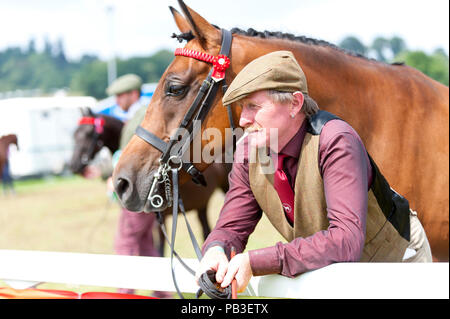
0 249 448 299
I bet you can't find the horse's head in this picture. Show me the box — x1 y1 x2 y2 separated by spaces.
70 109 123 175
0 134 19 151
112 1 248 212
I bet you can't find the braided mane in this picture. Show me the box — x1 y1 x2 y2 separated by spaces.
171 26 403 65
172 26 368 60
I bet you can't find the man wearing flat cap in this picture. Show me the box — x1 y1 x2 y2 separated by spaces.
196 51 432 292
106 73 144 121
106 74 171 297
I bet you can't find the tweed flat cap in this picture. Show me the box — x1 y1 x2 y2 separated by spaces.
106 74 143 96
222 51 308 106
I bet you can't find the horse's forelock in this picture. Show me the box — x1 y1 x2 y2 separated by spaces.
171 31 195 43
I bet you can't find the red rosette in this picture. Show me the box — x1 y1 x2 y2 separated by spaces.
213 55 231 72
212 55 230 80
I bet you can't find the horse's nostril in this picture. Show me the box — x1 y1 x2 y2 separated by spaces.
116 177 130 198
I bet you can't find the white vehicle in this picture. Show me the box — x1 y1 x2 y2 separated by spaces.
0 96 97 178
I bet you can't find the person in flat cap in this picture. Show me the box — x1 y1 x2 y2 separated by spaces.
105 74 172 298
106 73 143 121
195 51 432 293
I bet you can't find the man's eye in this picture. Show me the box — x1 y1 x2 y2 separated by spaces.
167 84 187 96
245 104 260 110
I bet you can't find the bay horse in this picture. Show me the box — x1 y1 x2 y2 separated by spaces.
70 108 231 244
112 1 449 261
0 134 18 179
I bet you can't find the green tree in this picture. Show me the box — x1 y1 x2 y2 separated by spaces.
27 38 37 55
394 49 449 86
43 36 53 57
148 49 174 80
70 60 108 99
390 36 407 56
0 41 174 97
371 36 391 62
339 36 367 56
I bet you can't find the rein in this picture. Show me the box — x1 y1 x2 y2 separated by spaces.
134 29 236 299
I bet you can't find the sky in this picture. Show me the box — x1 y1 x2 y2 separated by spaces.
0 0 448 61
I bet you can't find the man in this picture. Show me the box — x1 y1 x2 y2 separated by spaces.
195 51 432 293
106 73 144 121
105 74 170 297
1 150 15 195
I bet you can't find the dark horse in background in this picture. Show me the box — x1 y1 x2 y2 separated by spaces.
70 109 124 176
113 1 449 261
0 134 18 180
70 109 231 252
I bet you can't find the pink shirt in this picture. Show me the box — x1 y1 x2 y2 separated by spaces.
202 119 373 277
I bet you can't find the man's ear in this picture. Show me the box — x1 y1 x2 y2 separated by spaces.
291 91 305 116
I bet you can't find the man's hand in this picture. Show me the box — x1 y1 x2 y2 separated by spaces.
195 246 229 285
221 252 253 293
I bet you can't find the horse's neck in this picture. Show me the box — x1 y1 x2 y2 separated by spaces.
102 121 122 153
236 36 378 98
232 35 387 125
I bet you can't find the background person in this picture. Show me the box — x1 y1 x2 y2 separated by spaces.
105 74 172 298
82 74 145 179
1 154 15 195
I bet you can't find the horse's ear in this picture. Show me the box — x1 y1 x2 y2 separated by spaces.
170 6 190 34
177 0 221 49
87 107 95 117
80 107 95 117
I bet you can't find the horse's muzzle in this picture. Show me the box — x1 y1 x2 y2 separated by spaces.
69 160 86 176
113 167 169 213
113 171 143 212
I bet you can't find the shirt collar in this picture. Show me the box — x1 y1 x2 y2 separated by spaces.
272 120 307 159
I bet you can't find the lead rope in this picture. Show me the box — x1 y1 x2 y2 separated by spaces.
155 167 233 299
155 168 203 299
196 270 232 299
143 29 235 299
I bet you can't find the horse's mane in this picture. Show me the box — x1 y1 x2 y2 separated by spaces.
231 27 370 60
172 27 404 65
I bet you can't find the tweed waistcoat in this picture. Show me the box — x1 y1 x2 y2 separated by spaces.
248 111 410 262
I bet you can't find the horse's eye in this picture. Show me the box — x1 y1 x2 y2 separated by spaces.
166 84 187 97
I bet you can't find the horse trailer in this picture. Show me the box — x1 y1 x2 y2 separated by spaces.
0 96 97 178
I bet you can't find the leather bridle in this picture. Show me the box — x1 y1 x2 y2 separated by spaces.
133 29 236 299
135 28 235 210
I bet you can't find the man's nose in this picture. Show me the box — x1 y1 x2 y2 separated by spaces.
239 108 253 128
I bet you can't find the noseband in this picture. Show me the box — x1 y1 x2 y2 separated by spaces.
135 29 235 209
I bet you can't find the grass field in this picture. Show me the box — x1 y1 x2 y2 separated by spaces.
0 175 285 298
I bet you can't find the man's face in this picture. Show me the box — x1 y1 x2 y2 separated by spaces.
238 90 292 149
116 90 139 112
